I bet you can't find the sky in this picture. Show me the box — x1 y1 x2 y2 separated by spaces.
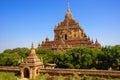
0 0 120 52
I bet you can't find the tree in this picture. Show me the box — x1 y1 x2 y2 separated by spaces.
112 45 120 70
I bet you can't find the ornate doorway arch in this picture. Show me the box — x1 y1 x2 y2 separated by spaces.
24 68 30 78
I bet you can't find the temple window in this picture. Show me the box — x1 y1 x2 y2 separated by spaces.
74 34 76 37
65 34 67 40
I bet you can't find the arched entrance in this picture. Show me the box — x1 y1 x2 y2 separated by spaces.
24 68 30 78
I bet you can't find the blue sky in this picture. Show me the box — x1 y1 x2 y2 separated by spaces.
0 0 120 52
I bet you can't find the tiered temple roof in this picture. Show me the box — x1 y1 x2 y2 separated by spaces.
39 4 101 50
20 43 43 67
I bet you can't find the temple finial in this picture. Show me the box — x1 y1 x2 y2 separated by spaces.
29 42 36 56
31 42 34 49
65 2 73 20
67 2 70 11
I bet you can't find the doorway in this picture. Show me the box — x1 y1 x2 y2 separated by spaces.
24 68 30 78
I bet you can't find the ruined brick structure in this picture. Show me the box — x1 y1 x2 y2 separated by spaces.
38 4 101 50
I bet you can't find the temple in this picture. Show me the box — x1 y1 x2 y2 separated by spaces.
39 4 101 50
20 43 44 78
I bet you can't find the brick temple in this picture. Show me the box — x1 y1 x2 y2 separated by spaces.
38 4 101 50
20 43 44 78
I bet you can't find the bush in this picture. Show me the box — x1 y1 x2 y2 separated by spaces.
0 72 17 80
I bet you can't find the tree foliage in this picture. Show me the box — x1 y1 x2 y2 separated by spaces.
0 48 30 66
0 45 120 70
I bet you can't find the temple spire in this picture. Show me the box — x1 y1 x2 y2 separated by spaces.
31 42 34 49
30 42 36 56
65 2 73 20
67 2 70 11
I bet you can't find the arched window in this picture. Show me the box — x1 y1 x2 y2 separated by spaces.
65 34 67 40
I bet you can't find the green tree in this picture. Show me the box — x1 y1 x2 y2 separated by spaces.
112 45 120 70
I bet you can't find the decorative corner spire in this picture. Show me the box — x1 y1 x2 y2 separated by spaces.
38 43 41 49
91 39 94 43
88 36 90 40
95 38 100 45
46 35 49 41
95 38 101 48
95 39 98 43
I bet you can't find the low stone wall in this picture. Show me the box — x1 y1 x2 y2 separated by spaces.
0 66 120 78
0 66 20 72
40 69 120 78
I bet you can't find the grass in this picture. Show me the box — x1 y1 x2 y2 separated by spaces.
0 72 120 80
29 73 120 80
